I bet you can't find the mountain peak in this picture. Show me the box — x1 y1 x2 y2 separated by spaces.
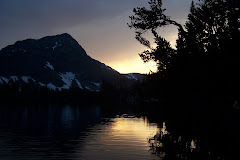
0 33 129 91
59 33 72 37
38 33 78 46
0 33 80 54
41 33 74 41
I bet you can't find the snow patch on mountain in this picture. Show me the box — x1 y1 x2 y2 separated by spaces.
10 76 18 82
30 77 36 82
39 82 45 87
75 79 83 89
21 76 29 83
85 86 92 91
60 85 70 90
0 76 9 83
59 72 75 89
47 83 57 90
92 82 102 88
21 76 36 83
126 73 138 81
45 62 54 70
52 42 61 50
0 76 18 84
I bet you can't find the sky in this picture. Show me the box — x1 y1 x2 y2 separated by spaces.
0 0 193 74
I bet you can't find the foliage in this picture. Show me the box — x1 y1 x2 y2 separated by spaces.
128 2 240 158
129 0 240 99
128 0 183 73
129 0 239 67
0 83 101 105
177 0 240 55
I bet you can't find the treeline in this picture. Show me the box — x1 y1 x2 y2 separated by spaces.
0 80 143 106
128 1 240 158
0 83 101 105
128 0 240 109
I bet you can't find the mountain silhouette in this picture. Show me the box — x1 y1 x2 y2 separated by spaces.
0 33 144 91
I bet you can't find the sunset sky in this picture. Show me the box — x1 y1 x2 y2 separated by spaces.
0 0 193 73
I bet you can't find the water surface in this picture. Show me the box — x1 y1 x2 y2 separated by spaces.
0 105 159 160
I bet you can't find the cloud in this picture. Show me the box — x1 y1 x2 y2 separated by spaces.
0 0 148 48
0 0 146 32
0 0 194 73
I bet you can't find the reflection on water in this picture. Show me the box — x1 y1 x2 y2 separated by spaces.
1 105 232 159
149 122 227 160
0 105 159 160
77 117 158 160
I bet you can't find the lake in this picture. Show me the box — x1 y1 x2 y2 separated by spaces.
0 105 237 160
0 105 161 160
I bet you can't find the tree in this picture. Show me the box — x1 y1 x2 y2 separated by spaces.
179 0 240 98
177 0 240 55
129 0 240 71
128 0 184 74
129 2 239 158
129 0 240 100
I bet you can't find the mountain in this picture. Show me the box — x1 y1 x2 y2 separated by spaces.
0 33 144 91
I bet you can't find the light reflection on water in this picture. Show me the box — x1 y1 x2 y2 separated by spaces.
78 117 158 160
0 105 159 160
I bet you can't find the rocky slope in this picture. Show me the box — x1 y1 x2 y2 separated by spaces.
0 33 144 91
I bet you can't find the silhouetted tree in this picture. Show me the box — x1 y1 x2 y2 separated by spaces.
177 0 240 98
129 0 240 97
129 0 240 133
128 0 183 74
177 0 240 55
129 0 239 71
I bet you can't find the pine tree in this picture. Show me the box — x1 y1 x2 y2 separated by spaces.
128 0 183 74
177 0 240 55
129 0 240 98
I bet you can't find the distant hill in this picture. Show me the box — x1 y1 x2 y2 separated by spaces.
0 33 145 91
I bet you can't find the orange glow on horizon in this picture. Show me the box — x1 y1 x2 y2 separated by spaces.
109 57 157 74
